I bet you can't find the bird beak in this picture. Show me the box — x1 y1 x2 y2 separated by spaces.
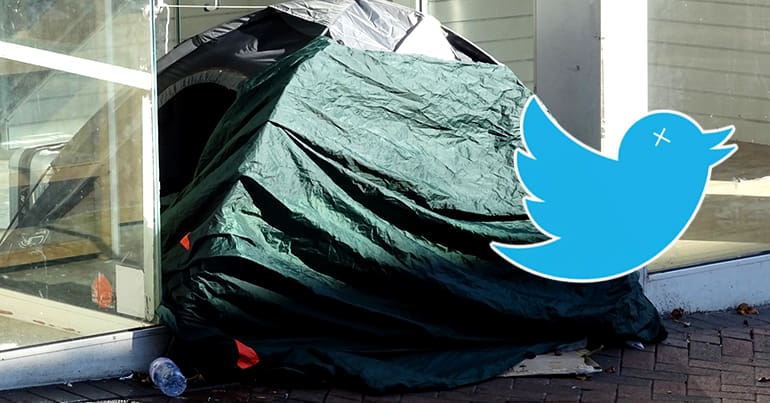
702 125 737 166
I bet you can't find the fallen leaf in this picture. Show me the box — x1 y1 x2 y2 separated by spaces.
575 374 591 381
737 303 759 315
604 366 616 374
671 308 685 320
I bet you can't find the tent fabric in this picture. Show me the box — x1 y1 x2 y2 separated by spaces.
155 0 495 199
158 36 666 393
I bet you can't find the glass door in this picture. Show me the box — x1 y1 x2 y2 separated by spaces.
647 0 770 272
0 0 159 350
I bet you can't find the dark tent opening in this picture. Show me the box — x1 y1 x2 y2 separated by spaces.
158 83 237 197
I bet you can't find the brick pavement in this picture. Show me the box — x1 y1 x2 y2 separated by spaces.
5 306 770 402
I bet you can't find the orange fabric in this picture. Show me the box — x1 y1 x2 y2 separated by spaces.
180 233 191 250
234 339 260 369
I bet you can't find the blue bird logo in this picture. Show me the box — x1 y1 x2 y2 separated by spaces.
490 95 737 283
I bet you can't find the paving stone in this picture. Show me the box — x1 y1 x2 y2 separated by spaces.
506 390 545 402
660 334 690 349
590 373 652 387
698 312 740 329
400 392 438 400
616 384 650 401
722 370 756 386
722 383 770 394
755 334 770 352
24 386 89 402
88 379 163 399
57 383 121 401
653 380 686 398
720 356 760 370
513 378 549 391
750 357 770 368
753 327 770 337
657 345 689 369
463 392 511 402
688 330 721 344
436 390 481 402
579 387 616 403
723 338 754 358
543 392 579 402
755 351 770 360
362 395 401 403
0 390 56 402
690 341 722 361
622 349 655 370
654 362 716 376
473 378 512 396
687 375 720 392
689 359 754 373
620 368 687 383
686 388 755 401
721 327 752 341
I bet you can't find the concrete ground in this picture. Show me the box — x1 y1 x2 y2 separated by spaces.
3 305 770 402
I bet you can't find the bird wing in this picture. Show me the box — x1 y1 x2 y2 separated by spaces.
515 96 618 239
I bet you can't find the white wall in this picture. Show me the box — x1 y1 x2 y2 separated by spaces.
534 0 601 150
649 0 770 145
428 0 534 89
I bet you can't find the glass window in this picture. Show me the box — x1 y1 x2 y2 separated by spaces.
648 0 770 271
0 0 158 350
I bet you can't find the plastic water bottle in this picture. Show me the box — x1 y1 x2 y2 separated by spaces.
149 357 187 397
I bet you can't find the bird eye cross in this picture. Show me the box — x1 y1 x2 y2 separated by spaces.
652 128 670 147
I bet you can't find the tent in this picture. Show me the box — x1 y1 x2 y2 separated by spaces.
155 0 498 199
155 0 667 393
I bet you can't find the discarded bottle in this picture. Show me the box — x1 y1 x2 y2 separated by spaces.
149 357 187 397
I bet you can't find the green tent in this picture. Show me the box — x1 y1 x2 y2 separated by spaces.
158 36 666 393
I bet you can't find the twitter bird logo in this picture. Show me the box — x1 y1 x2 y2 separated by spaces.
491 95 737 283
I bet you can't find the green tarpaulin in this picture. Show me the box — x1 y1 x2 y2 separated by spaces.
158 36 666 393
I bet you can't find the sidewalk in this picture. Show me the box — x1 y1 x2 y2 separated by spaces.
3 305 770 402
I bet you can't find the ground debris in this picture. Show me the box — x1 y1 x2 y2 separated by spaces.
737 303 759 315
670 308 691 327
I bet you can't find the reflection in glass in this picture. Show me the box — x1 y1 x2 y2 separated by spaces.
0 0 156 350
648 0 770 270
